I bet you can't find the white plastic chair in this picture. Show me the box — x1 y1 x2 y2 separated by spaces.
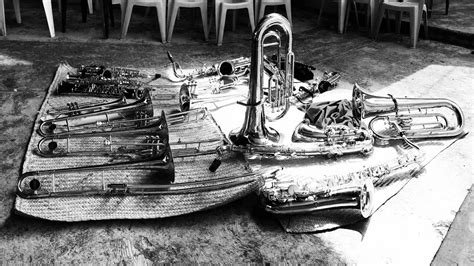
122 0 166 42
167 0 209 42
255 0 291 25
0 0 21 36
215 0 254 46
374 0 428 48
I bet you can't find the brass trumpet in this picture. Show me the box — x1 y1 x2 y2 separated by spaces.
352 84 465 143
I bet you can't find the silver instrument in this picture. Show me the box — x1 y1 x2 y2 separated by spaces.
292 120 374 157
39 88 192 136
229 13 294 147
207 14 371 168
260 151 424 216
352 84 465 144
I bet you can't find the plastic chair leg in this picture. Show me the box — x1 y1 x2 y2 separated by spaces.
42 0 55 37
247 6 255 31
13 0 21 23
167 5 179 42
0 0 6 36
217 5 227 46
200 4 208 41
88 0 93 14
120 0 126 26
337 0 348 34
155 4 166 43
121 3 134 38
215 1 220 40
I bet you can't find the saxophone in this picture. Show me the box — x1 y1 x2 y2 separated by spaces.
260 151 424 217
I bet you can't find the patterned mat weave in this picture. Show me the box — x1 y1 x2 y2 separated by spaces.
15 63 260 221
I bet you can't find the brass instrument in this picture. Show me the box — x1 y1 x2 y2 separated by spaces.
207 15 373 170
39 87 192 136
39 89 154 136
217 57 251 77
229 13 294 147
352 84 465 143
318 71 341 93
167 51 218 81
17 142 176 198
260 151 424 216
17 171 262 199
37 111 169 158
292 121 374 157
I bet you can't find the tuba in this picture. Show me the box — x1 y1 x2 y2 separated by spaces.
229 13 294 146
352 84 465 144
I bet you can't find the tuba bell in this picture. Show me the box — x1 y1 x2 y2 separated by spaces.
229 13 294 146
352 84 465 143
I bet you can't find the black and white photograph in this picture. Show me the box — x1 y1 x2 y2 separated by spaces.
0 0 472 264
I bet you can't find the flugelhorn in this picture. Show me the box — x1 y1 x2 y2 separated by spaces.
352 84 465 143
229 13 294 147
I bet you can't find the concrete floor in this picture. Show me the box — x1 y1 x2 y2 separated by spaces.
0 1 473 264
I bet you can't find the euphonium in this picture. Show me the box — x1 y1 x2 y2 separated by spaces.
352 84 465 143
229 13 294 146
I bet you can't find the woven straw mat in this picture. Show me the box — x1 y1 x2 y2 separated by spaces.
15 62 259 221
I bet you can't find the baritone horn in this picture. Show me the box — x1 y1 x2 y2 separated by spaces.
229 13 294 146
352 84 465 143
